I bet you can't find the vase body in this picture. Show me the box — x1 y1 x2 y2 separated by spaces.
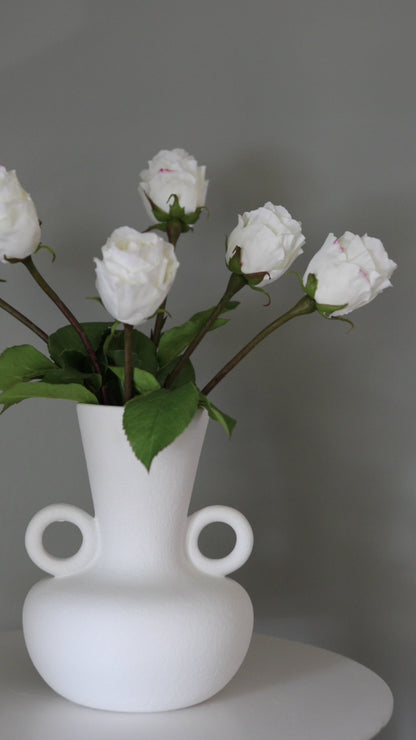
23 406 254 712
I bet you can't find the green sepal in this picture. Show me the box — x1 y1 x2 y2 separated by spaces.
144 193 204 234
0 381 99 412
226 245 244 276
182 205 207 225
198 393 236 436
35 244 56 262
149 307 172 320
246 271 270 288
123 382 200 470
289 270 315 298
167 194 186 220
226 245 271 297
167 195 204 229
316 306 354 331
0 345 55 391
247 282 272 306
304 272 318 299
330 315 354 331
143 223 168 233
316 302 349 318
143 193 171 223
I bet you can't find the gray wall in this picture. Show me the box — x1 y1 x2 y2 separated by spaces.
1 2 414 737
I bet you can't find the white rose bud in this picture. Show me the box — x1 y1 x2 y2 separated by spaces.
94 227 179 326
303 232 397 316
0 166 41 263
226 203 305 287
139 148 208 218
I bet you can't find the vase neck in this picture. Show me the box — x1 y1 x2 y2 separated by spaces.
77 405 209 574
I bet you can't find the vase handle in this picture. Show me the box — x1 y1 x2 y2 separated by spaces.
186 505 253 576
25 503 99 577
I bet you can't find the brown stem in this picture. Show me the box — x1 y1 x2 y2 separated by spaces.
164 273 247 389
0 296 48 343
151 298 168 347
151 219 182 348
22 256 108 403
201 295 316 396
124 323 133 402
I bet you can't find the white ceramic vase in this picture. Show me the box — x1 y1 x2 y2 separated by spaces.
23 405 254 712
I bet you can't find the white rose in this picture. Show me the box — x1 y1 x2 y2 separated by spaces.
303 232 397 315
0 166 41 263
139 148 208 218
94 227 179 326
226 203 305 287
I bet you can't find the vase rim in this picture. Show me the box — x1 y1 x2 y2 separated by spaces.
76 403 208 420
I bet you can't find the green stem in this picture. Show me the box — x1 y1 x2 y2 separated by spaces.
0 296 49 343
124 323 133 402
201 295 316 396
164 272 247 389
22 256 108 402
151 220 182 348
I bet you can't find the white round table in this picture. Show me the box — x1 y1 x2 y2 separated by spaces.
0 631 392 739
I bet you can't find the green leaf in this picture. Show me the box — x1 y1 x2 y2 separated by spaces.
157 358 196 389
158 301 240 367
0 381 99 411
49 323 111 366
0 345 55 391
133 368 161 394
198 394 236 436
43 368 102 393
109 366 161 394
58 350 89 371
104 329 157 374
123 382 200 470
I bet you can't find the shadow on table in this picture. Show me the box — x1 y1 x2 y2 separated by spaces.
0 632 384 740
211 633 345 701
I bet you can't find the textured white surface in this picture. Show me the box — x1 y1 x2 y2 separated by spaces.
0 632 393 740
23 407 254 711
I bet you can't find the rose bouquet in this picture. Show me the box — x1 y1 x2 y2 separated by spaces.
0 149 396 469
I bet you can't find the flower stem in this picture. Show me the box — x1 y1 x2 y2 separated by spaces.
124 323 133 402
201 294 316 396
164 272 247 389
151 220 181 348
0 296 49 343
22 256 108 401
